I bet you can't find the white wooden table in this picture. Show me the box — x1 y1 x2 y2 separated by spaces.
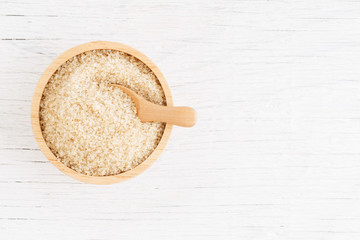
2 0 360 239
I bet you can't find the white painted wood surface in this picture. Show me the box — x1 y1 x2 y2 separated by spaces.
2 0 360 239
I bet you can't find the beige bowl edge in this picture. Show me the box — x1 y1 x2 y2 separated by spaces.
31 41 173 185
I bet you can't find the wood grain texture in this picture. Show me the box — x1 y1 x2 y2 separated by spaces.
2 0 360 239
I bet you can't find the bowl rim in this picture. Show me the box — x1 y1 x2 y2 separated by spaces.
31 41 173 184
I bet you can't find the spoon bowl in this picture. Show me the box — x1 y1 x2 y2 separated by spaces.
110 84 197 127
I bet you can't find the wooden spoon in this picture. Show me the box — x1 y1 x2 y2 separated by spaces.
110 84 197 127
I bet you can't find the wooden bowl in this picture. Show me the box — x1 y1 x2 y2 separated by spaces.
31 41 173 184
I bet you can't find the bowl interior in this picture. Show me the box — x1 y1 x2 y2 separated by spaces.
31 41 173 184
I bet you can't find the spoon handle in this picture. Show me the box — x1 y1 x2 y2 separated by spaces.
139 102 197 127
